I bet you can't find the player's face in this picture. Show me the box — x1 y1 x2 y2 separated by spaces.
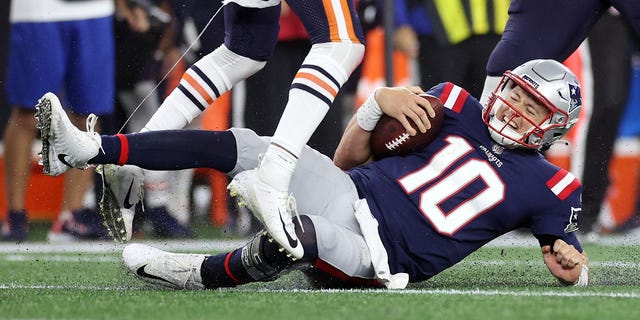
495 86 550 134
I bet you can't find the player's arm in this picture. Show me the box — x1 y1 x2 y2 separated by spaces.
334 86 433 170
541 239 590 286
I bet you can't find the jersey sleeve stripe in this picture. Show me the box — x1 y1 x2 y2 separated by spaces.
440 82 467 113
546 169 580 200
557 178 580 200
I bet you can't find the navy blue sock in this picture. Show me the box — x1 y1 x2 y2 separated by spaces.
89 130 237 172
200 249 253 289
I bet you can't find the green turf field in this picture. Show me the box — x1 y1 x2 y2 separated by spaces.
1 237 639 320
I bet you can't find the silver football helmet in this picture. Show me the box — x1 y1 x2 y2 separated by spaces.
482 59 582 149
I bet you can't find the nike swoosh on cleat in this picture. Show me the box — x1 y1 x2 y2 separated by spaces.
136 265 174 285
278 210 299 249
123 179 136 209
57 154 73 168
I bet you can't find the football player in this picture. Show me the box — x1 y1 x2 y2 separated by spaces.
37 59 589 289
133 0 365 259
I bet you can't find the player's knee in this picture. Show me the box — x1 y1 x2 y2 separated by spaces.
310 42 365 75
198 45 267 86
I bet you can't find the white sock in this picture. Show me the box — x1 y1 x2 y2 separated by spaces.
143 45 265 131
258 145 297 192
258 42 364 190
143 169 171 208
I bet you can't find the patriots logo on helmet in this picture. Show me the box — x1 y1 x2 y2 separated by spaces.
568 83 581 113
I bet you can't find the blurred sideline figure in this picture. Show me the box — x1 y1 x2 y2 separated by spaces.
2 0 118 242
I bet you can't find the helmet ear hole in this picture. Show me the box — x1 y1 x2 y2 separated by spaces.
554 115 566 124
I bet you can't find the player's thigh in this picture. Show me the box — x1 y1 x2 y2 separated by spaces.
223 3 280 60
66 16 115 115
6 22 66 108
487 0 607 75
306 215 375 279
229 127 360 226
610 0 640 34
286 0 364 44
291 145 361 227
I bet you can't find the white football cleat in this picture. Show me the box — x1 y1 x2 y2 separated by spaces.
122 243 207 290
97 164 144 243
227 169 304 259
35 92 102 176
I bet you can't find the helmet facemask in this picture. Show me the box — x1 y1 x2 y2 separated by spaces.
482 60 581 150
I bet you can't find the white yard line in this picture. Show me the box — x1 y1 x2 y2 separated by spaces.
1 284 639 299
1 230 639 254
0 239 246 253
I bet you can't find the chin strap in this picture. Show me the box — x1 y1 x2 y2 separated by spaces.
540 139 570 152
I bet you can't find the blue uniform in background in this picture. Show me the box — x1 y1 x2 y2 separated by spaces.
349 82 582 282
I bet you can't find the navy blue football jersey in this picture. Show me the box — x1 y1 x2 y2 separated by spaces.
348 82 583 282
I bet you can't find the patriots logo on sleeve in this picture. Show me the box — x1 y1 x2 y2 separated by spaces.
564 207 581 233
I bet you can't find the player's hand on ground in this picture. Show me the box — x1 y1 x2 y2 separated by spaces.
541 239 588 284
375 86 435 135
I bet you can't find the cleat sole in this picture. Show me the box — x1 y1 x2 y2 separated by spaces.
35 97 53 175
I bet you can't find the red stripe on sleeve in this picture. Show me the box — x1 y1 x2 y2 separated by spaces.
546 169 567 189
452 88 468 113
557 178 580 200
115 134 129 166
439 82 453 104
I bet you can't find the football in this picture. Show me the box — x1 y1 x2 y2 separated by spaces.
370 94 445 159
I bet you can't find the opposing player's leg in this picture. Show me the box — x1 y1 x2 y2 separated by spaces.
231 0 365 259
479 0 607 105
141 3 280 131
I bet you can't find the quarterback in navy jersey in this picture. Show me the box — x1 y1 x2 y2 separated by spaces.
348 81 583 282
36 59 589 290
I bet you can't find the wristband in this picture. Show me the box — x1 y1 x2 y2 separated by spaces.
356 88 384 131
573 264 589 286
